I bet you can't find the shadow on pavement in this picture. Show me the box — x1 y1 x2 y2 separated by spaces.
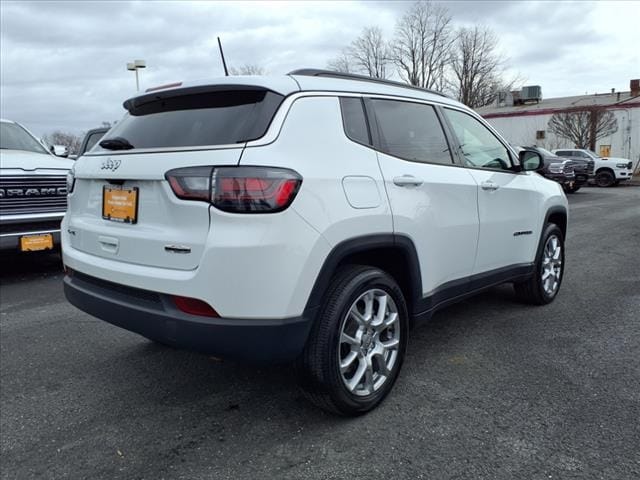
0 250 63 284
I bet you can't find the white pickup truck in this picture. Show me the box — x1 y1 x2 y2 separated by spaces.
0 119 74 252
552 149 634 187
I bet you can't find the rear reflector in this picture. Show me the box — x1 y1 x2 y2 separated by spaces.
173 296 219 317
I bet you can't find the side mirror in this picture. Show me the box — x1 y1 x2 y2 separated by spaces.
51 145 69 158
519 150 543 171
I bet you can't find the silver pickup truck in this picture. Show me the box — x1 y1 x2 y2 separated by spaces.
0 119 74 252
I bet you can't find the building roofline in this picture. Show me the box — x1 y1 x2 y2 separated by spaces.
482 100 640 119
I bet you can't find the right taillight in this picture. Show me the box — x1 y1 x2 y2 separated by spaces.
165 166 302 213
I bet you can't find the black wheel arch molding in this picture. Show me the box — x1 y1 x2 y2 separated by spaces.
302 233 422 319
543 205 568 239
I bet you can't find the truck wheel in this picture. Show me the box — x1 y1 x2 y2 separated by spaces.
595 169 615 187
296 265 408 416
514 223 564 305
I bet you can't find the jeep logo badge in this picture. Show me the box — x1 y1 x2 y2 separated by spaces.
101 158 121 171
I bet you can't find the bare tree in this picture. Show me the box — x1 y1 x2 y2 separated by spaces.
43 131 82 155
349 26 390 78
450 26 512 108
547 107 618 150
327 52 354 74
327 26 390 78
229 64 266 75
391 1 454 89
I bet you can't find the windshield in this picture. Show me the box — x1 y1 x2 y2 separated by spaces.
0 122 49 154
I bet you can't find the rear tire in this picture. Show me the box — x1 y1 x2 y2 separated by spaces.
514 223 564 305
595 170 615 187
296 265 408 416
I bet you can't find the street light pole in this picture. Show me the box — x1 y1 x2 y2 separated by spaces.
126 59 146 91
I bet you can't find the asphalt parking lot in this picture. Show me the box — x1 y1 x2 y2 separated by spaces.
1 187 639 480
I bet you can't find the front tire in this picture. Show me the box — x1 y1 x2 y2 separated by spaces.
595 169 615 187
514 223 564 305
296 265 409 416
564 184 580 194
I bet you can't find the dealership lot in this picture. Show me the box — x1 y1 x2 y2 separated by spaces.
1 187 639 480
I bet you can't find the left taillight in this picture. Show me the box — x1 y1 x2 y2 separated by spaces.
165 166 302 213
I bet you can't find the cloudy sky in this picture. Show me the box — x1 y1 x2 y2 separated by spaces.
1 0 638 137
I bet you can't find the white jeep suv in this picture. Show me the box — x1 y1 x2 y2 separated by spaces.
62 70 568 415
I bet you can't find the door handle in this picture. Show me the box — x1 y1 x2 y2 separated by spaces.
393 175 423 187
481 181 500 191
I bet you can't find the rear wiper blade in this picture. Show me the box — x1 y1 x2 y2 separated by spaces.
99 137 134 150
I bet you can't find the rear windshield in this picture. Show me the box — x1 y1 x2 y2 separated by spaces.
94 89 283 151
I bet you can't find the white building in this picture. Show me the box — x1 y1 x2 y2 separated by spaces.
477 80 640 169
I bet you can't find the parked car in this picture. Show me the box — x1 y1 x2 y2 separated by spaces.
75 127 109 158
520 146 584 193
62 70 568 415
0 119 74 252
552 148 633 187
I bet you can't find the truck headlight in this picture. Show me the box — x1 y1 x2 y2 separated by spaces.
549 163 564 173
616 163 629 168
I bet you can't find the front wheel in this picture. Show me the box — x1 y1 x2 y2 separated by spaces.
296 265 408 415
514 223 564 305
563 184 580 194
595 170 615 187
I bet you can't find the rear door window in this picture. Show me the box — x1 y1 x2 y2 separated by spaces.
370 99 453 165
95 89 284 151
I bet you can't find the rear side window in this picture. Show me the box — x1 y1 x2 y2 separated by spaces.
340 97 371 145
370 99 453 165
96 89 283 150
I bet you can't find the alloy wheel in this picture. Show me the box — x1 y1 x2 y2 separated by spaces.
338 289 400 396
541 235 562 295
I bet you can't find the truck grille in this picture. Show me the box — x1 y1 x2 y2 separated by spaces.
0 176 68 215
567 160 594 176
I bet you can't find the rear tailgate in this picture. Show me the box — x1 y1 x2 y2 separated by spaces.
68 149 242 270
67 85 289 270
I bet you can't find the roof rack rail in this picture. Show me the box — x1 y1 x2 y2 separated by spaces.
288 68 447 98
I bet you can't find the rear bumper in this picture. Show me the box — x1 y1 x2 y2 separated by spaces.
63 271 315 363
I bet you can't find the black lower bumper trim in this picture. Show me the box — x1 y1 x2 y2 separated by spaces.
64 273 314 363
